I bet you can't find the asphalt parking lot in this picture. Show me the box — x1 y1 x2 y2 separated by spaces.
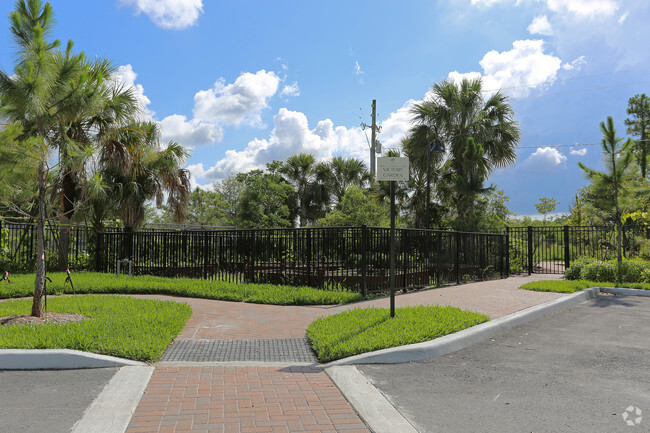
359 295 650 433
0 367 118 433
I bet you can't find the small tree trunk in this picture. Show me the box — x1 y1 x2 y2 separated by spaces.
32 160 47 317
58 214 70 271
616 218 623 264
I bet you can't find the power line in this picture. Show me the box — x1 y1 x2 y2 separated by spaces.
518 139 650 150
483 64 650 93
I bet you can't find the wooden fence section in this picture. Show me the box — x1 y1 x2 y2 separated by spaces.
96 226 508 294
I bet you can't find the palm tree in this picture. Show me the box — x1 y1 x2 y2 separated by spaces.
53 56 139 270
411 77 520 228
402 125 449 228
452 138 493 230
0 0 67 317
101 121 191 233
280 153 330 226
579 117 636 263
329 156 371 206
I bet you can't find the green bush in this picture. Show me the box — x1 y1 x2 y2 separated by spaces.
563 256 595 280
582 260 617 282
564 257 650 283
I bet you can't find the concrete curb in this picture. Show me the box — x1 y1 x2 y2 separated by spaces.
327 365 418 433
71 365 154 433
327 288 600 365
599 287 650 297
0 349 147 370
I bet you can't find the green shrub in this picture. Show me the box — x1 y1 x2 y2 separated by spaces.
563 256 596 280
564 256 650 283
582 260 617 282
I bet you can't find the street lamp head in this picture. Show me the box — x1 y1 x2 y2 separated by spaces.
430 138 444 153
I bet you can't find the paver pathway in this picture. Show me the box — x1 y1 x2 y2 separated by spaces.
126 274 563 432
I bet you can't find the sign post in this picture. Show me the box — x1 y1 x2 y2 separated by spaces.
377 157 409 318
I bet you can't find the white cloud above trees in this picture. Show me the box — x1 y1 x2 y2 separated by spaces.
447 40 562 97
120 0 203 29
524 147 567 170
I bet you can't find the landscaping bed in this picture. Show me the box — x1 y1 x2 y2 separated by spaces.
0 272 362 305
307 305 490 362
0 295 191 362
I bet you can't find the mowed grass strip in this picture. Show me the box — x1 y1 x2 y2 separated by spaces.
307 305 490 362
520 279 650 293
0 272 362 305
0 295 191 362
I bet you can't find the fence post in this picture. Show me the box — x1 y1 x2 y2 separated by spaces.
361 225 368 297
249 231 256 282
527 226 533 275
306 228 312 287
505 227 510 277
203 231 208 280
95 232 102 272
564 225 570 271
455 231 461 284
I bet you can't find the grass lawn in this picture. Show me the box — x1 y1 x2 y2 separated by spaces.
0 272 362 305
307 305 490 362
0 295 191 362
520 279 650 293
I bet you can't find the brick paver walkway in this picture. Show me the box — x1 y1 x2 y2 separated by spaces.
126 274 564 432
126 366 369 433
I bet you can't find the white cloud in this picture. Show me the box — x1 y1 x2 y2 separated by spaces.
354 61 363 76
120 0 203 30
524 147 567 170
159 114 222 147
448 40 562 97
528 15 553 35
112 66 281 149
562 55 587 71
570 147 587 156
188 108 369 182
280 82 300 97
193 70 280 127
470 0 509 6
618 11 629 24
114 64 153 118
469 0 620 19
545 0 619 19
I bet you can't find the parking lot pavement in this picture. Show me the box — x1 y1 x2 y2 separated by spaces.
358 295 650 433
0 367 118 433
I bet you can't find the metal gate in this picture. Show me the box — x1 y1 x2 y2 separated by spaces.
507 225 649 275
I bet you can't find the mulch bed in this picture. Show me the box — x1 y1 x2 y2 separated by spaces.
0 312 88 326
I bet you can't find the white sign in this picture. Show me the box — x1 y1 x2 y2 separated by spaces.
376 157 409 181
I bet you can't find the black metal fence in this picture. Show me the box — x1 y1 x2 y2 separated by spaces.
0 220 94 272
96 226 508 294
507 225 650 274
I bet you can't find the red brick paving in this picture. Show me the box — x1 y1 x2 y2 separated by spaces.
132 274 564 341
126 366 370 433
126 274 564 432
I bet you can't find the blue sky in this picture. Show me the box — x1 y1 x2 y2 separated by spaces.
1 0 649 215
